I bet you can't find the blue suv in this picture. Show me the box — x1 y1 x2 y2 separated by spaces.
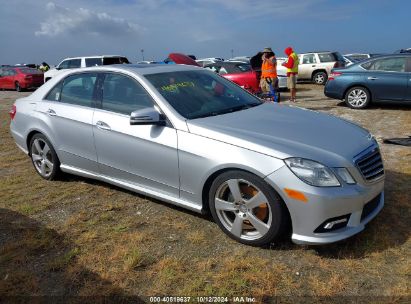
324 54 411 109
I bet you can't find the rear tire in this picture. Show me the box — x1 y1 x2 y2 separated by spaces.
208 170 289 246
312 71 328 85
344 86 371 109
29 134 61 180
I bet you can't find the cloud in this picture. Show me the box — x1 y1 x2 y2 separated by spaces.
178 0 327 19
35 2 143 37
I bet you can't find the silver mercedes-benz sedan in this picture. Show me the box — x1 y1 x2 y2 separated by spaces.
9 64 384 246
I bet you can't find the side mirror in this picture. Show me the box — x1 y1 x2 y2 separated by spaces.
130 107 166 126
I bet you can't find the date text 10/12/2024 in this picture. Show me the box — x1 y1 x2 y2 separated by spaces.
149 296 256 303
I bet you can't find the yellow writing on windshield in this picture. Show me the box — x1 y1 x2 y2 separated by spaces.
161 81 195 92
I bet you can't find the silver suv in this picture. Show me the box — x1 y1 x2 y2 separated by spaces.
298 51 345 84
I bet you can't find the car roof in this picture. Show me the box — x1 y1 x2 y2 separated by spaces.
301 51 335 54
365 53 411 58
76 63 202 76
61 55 126 60
347 53 411 68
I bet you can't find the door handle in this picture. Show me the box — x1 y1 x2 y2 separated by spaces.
46 109 56 116
96 121 111 131
312 65 316 67
367 77 378 80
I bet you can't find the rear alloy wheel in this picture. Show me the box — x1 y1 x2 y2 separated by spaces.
209 170 288 246
30 134 60 180
345 87 370 109
15 82 22 92
312 71 328 85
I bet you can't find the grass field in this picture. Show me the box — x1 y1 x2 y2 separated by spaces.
0 87 410 302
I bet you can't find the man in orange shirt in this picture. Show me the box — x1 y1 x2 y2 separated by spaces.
260 47 278 96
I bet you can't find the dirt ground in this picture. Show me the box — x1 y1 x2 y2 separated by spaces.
0 85 410 302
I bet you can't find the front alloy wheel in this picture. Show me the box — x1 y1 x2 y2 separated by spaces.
30 134 60 180
209 171 289 246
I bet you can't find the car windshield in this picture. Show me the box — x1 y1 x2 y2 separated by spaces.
145 70 262 119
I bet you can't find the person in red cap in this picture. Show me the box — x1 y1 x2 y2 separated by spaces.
282 47 299 102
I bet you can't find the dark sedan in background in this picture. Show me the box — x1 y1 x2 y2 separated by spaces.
325 54 411 109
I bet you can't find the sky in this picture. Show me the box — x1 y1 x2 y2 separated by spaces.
0 0 410 65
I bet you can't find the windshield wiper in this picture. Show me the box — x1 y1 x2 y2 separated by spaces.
192 103 261 119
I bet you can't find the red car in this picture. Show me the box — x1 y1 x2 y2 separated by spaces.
204 61 261 94
0 67 43 91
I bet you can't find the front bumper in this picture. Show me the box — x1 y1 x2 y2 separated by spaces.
265 165 384 245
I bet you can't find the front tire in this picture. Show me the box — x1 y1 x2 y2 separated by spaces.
312 71 328 85
345 86 371 109
29 134 60 180
208 170 289 246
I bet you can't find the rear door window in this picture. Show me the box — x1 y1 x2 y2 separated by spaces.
60 73 97 107
363 57 407 72
69 59 81 68
3 69 17 76
85 58 102 67
19 68 42 74
302 54 317 64
101 73 153 115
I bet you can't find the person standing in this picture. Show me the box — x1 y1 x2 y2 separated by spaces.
282 47 299 102
39 62 50 72
260 47 278 98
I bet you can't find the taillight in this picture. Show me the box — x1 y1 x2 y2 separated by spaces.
328 72 342 81
9 105 16 120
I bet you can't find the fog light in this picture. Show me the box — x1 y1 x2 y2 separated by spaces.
324 218 348 229
314 214 350 233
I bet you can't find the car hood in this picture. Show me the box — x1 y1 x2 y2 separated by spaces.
186 103 373 167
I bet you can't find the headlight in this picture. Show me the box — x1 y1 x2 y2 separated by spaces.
285 158 340 187
334 168 356 184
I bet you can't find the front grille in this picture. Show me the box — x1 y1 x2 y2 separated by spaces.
355 147 384 181
361 193 381 221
